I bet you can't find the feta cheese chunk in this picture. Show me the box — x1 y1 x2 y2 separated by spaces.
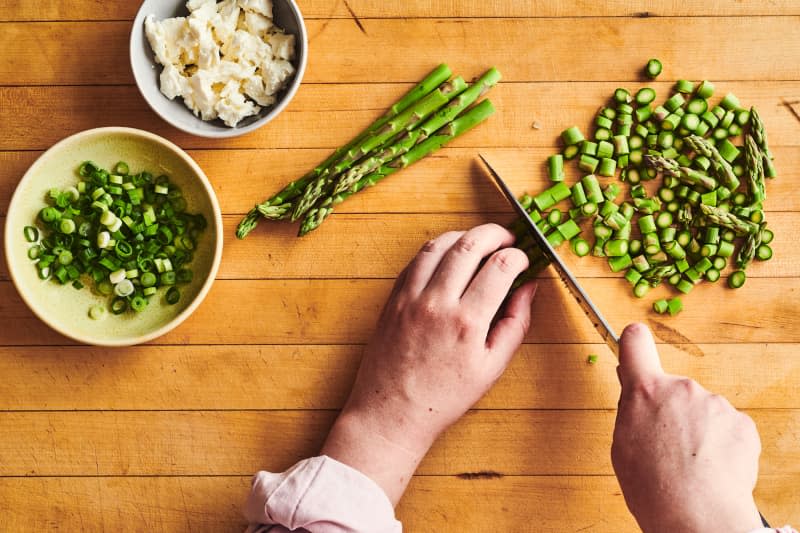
188 17 220 69
186 0 216 11
188 69 220 121
159 63 189 100
144 15 189 66
241 11 273 38
238 0 273 18
261 59 295 94
216 79 261 127
243 75 277 107
225 29 271 67
209 0 240 44
268 32 295 61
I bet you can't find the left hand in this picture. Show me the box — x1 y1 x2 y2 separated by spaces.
322 223 537 505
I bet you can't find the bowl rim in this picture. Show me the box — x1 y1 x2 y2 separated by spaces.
3 126 224 347
129 0 308 139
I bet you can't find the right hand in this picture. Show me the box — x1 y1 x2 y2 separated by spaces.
611 323 763 533
322 223 537 505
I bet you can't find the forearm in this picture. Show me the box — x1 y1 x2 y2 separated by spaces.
321 408 433 506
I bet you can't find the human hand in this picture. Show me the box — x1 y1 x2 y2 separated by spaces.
322 223 537 505
611 323 763 533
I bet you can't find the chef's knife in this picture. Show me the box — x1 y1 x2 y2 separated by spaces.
478 154 619 357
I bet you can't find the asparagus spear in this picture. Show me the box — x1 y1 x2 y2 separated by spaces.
644 154 680 176
677 203 693 226
235 63 452 239
698 204 760 235
642 264 678 285
736 224 764 270
331 67 502 196
749 107 778 178
644 155 716 189
750 107 766 146
298 99 496 236
744 133 766 203
291 76 468 221
678 167 717 190
684 135 740 190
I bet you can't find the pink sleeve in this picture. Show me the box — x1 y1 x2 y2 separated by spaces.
244 455 402 533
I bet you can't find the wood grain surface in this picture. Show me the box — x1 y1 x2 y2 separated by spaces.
0 1 798 531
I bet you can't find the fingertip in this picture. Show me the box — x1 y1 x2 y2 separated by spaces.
617 322 663 388
621 322 652 340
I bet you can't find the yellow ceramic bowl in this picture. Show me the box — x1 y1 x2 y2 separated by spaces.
4 127 223 346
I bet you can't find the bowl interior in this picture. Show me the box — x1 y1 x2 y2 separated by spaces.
4 128 222 346
130 0 307 138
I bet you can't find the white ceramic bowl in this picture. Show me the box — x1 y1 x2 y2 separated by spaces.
4 127 224 346
130 0 308 138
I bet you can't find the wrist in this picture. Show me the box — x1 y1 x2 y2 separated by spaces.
638 496 762 533
321 407 434 506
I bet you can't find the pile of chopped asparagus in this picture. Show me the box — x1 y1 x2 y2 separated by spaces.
237 64 500 237
517 63 776 313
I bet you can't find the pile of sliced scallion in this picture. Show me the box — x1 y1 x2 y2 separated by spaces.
516 62 776 314
24 161 206 318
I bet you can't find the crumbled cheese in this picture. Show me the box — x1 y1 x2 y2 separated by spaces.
242 11 273 38
243 75 276 107
262 59 294 94
144 0 296 127
159 63 189 100
144 16 189 66
237 0 273 18
209 0 240 44
268 32 294 61
225 29 270 67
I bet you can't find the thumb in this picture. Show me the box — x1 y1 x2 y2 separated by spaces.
617 322 663 389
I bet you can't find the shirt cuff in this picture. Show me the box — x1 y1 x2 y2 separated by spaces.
244 455 402 533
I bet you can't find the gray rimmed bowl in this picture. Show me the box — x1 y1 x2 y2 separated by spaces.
130 0 308 138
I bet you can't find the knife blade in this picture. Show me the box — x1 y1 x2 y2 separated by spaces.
478 154 619 356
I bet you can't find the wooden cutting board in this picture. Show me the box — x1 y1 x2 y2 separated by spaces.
1 1 799 530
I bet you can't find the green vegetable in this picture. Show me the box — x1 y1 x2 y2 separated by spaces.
728 270 746 289
587 354 599 364
300 100 496 236
571 238 590 257
667 297 683 316
645 59 662 79
23 226 39 242
25 161 204 315
653 299 669 314
237 65 499 237
515 63 776 306
562 126 586 146
548 154 565 182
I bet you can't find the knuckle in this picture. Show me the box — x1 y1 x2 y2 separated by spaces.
488 248 528 274
420 238 438 253
677 377 696 392
627 377 658 400
452 310 479 338
419 231 463 255
411 296 444 323
453 235 479 254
